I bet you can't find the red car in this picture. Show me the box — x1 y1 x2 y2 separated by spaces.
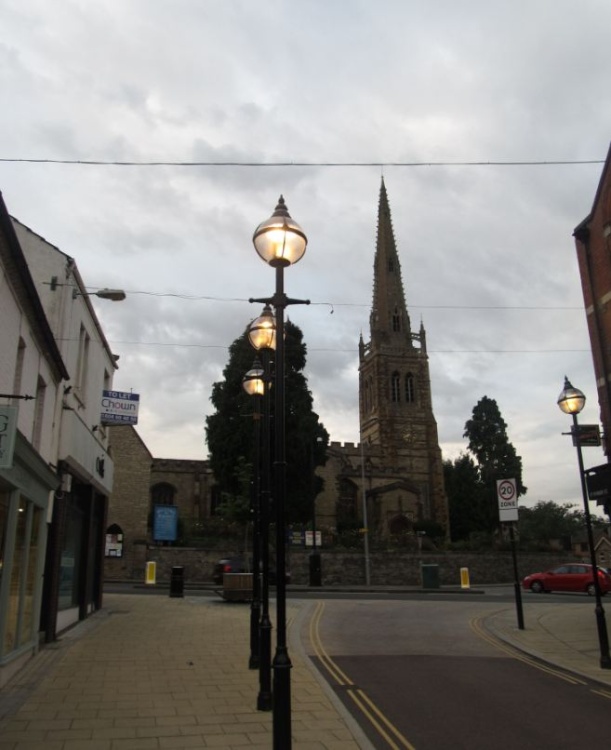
522 563 611 596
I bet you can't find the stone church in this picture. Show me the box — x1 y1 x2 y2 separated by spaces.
104 181 448 580
314 179 448 541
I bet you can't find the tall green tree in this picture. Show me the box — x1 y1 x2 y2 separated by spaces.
444 453 487 542
205 319 328 524
463 396 526 531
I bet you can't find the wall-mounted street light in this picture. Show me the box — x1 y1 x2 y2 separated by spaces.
73 287 126 301
558 376 611 669
248 306 276 712
242 359 265 672
250 197 309 748
46 278 126 301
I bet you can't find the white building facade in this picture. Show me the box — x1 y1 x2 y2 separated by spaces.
0 193 69 687
12 217 120 643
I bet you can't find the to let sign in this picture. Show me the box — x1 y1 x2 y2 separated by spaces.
497 477 518 522
100 390 140 425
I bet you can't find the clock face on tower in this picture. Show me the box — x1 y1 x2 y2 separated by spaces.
402 428 413 444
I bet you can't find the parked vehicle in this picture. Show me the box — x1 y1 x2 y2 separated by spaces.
522 563 611 596
212 557 291 585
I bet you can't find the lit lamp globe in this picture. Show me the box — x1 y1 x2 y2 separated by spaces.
252 196 307 267
249 305 277 352
242 361 265 397
557 377 586 416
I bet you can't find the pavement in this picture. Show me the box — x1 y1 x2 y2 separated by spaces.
1 588 611 750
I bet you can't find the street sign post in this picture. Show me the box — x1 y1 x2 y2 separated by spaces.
497 478 518 522
497 477 524 630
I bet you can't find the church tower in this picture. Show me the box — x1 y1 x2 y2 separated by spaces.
357 179 448 534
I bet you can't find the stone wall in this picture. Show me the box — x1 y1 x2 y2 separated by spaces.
110 546 575 586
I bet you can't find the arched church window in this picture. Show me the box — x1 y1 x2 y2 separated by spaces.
405 372 415 403
368 377 374 412
151 482 176 507
391 371 400 402
392 307 401 332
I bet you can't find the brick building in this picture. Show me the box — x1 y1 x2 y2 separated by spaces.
574 142 611 504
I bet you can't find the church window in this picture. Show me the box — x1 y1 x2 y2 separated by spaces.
392 307 401 332
388 258 394 272
405 373 415 403
151 482 176 506
369 377 374 412
391 371 400 402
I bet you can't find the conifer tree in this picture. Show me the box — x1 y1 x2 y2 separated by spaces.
205 319 328 524
463 396 526 531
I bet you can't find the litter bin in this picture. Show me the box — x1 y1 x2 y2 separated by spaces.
169 566 185 598
421 563 440 589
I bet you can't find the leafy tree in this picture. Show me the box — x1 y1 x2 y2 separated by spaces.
519 500 607 550
205 319 328 524
463 396 526 532
444 454 488 542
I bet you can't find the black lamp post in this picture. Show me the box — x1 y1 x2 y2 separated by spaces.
250 196 309 749
558 376 611 669
248 305 276 711
242 359 265 671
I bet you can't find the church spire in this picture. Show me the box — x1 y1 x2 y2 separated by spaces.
370 178 412 345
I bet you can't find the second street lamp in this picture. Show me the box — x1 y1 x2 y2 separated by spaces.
248 306 276 711
250 196 309 749
557 376 611 670
242 359 265 671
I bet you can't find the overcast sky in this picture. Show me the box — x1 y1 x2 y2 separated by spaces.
1 0 610 515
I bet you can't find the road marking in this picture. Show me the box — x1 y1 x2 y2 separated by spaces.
470 613 586 686
309 600 417 749
309 601 354 686
348 688 417 750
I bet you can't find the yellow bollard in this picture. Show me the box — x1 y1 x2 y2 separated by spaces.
145 561 157 585
460 567 470 589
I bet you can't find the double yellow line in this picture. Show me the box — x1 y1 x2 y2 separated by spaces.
471 612 611 703
309 601 417 750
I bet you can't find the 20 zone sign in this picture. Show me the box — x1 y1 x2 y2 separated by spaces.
497 478 518 522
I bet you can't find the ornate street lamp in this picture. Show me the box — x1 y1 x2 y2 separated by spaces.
558 376 611 669
242 359 265 670
250 197 309 748
248 306 275 711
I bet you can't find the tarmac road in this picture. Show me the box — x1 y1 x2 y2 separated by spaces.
300 598 611 749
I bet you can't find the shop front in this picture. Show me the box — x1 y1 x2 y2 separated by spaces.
0 433 57 688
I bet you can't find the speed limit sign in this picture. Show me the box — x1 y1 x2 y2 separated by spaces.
497 478 518 522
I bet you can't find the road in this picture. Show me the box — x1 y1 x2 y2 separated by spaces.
299 597 611 749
